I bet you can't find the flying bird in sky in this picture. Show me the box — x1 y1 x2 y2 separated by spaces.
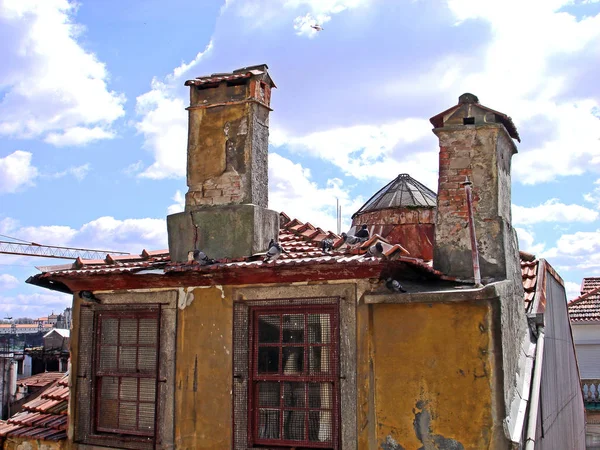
311 24 324 31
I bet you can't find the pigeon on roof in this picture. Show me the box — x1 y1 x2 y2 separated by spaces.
355 225 370 239
192 250 214 266
386 278 407 293
264 240 285 262
367 242 385 258
320 238 334 253
341 232 367 245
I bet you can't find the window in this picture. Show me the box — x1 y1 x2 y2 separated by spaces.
94 311 159 437
74 296 177 450
235 300 340 449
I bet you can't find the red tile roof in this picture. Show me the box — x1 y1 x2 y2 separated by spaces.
17 372 65 388
521 260 539 313
29 213 449 282
0 374 68 441
581 277 600 295
569 286 600 323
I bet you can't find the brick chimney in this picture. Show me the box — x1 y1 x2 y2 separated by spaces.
167 64 279 262
430 93 521 281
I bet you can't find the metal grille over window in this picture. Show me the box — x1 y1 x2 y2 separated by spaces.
236 300 339 449
95 311 159 437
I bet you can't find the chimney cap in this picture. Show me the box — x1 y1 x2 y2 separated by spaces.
458 93 479 104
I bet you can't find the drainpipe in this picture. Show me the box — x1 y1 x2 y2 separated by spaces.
524 327 545 450
462 178 482 286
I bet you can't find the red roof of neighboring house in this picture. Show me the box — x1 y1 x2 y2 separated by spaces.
568 285 600 323
17 372 65 388
580 277 600 295
522 259 538 313
0 374 68 441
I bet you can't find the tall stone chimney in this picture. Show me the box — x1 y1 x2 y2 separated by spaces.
167 64 279 262
430 93 521 281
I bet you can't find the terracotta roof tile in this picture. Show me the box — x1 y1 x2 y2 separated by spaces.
569 285 600 322
0 373 68 441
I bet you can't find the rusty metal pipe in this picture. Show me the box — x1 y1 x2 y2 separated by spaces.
462 178 482 286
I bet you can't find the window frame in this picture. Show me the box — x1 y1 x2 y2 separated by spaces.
234 297 342 450
74 294 177 450
93 310 161 438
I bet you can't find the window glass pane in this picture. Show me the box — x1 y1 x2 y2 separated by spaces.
119 402 137 430
98 397 119 429
309 411 332 442
309 347 331 374
257 347 279 374
308 314 330 344
308 382 333 409
99 346 117 371
258 409 280 440
120 377 138 401
138 403 155 432
101 318 118 345
138 318 157 344
258 382 280 407
138 347 157 372
283 382 305 407
282 347 303 374
139 378 156 402
283 314 304 343
120 319 138 345
258 315 280 343
283 411 305 440
100 376 118 400
119 346 137 372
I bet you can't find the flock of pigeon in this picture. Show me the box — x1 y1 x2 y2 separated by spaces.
186 224 407 294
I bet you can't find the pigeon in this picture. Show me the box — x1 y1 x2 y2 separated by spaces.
341 232 365 245
264 240 285 262
193 249 215 265
311 24 324 31
79 290 100 303
385 278 407 293
367 242 385 258
355 224 369 240
320 238 334 253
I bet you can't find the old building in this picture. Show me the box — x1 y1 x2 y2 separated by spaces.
23 65 584 449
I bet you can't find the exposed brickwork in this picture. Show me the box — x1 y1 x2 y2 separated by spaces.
185 172 244 207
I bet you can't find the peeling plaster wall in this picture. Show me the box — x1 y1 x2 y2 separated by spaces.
367 300 508 450
1 437 65 450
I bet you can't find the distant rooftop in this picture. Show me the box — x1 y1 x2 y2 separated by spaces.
352 173 437 218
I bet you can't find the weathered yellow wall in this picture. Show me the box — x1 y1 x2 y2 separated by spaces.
2 437 65 450
174 286 234 450
369 301 497 450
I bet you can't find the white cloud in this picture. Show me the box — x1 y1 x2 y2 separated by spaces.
47 163 91 181
0 274 19 290
403 0 600 185
44 127 115 147
134 41 213 179
269 152 363 231
516 227 546 256
271 119 439 188
0 216 167 254
512 199 599 225
0 0 125 145
0 292 71 318
0 150 38 193
167 190 185 215
564 281 581 302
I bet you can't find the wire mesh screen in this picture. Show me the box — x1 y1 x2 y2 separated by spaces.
95 311 159 437
233 298 340 450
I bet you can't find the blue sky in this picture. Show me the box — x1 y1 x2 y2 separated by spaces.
1 0 600 319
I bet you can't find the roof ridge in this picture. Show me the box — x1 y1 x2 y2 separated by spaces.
568 285 600 306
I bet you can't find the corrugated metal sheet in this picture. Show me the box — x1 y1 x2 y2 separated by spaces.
536 269 586 449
